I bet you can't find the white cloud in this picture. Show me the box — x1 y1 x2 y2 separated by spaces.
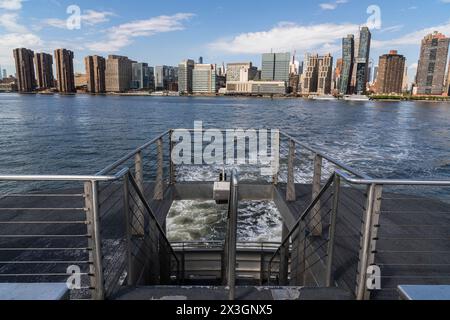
87 13 194 52
209 22 359 55
0 0 23 10
0 33 43 65
319 0 348 10
42 10 115 29
0 13 27 33
372 21 450 48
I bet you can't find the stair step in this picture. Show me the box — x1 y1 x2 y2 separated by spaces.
115 286 352 300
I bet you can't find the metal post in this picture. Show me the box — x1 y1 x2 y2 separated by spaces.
259 244 265 285
122 173 135 285
325 174 340 287
286 139 296 202
291 223 306 286
310 154 323 236
227 170 239 300
84 181 105 300
133 151 145 236
154 137 164 200
356 183 383 300
279 223 290 285
272 130 280 185
169 130 176 185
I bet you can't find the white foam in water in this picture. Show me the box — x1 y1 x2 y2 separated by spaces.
167 200 282 242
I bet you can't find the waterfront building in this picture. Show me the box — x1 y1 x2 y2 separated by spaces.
13 48 36 92
85 55 106 94
302 53 333 95
226 80 286 95
34 53 54 90
105 55 133 93
131 62 152 90
261 52 290 82
355 27 371 94
192 63 217 94
54 49 75 93
373 66 379 84
339 35 354 95
415 31 450 95
226 62 258 82
334 58 343 91
178 59 195 94
154 65 177 91
289 74 300 93
402 65 409 93
375 50 406 94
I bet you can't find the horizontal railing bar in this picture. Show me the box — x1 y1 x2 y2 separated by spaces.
0 261 91 264
0 248 91 251
0 167 129 183
0 221 87 224
0 208 84 211
0 273 90 277
3 194 84 197
96 130 170 175
0 234 89 238
336 169 450 186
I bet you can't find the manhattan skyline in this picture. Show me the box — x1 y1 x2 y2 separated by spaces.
1 0 450 85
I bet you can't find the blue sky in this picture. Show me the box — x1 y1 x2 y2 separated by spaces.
1 0 450 84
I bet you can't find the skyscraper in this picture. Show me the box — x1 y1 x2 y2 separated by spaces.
131 62 152 90
415 31 450 95
13 48 36 92
154 66 177 91
178 59 195 94
302 53 333 95
34 53 54 89
261 52 290 82
334 58 343 91
105 55 133 92
375 50 406 94
355 27 371 94
85 55 106 93
2 69 6 79
192 64 217 94
339 35 354 95
54 49 75 93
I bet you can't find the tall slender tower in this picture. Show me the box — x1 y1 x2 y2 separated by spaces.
339 35 354 95
34 52 54 89
85 55 106 93
13 48 36 92
54 49 75 93
415 32 450 95
355 26 371 94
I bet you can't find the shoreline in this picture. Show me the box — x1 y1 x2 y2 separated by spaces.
1 91 450 102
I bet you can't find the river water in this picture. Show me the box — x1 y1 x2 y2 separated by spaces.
1 93 449 241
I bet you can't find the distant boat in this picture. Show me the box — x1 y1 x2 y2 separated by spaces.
343 95 370 101
311 95 337 101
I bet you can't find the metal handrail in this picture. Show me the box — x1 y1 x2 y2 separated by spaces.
226 169 239 300
335 169 450 186
0 167 130 182
126 172 180 277
267 173 336 282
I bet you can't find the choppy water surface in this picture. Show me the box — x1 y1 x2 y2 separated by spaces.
1 94 449 241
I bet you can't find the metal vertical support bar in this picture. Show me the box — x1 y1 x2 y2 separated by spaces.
356 183 383 300
311 154 323 236
227 170 239 300
259 244 265 285
286 139 296 202
279 223 290 285
291 222 306 286
159 221 171 284
84 181 105 300
272 130 280 185
169 130 176 185
133 151 145 236
122 173 136 286
154 137 164 200
325 174 340 287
